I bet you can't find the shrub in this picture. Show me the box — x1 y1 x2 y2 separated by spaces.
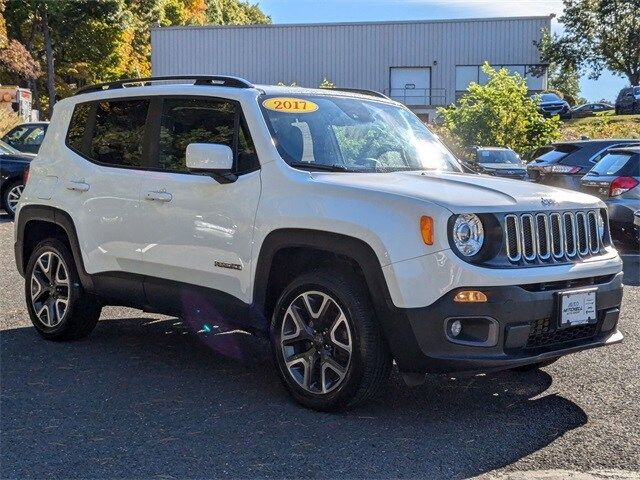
437 63 561 159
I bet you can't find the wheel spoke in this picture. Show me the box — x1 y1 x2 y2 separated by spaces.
282 305 312 345
55 299 68 321
285 348 316 389
321 356 347 393
302 292 329 320
30 274 44 302
54 259 69 286
329 313 352 354
36 252 53 283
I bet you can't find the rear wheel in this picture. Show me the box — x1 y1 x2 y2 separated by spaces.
270 267 391 411
2 180 23 218
25 239 102 340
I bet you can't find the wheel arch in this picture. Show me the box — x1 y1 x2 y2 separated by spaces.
252 229 394 323
15 205 95 292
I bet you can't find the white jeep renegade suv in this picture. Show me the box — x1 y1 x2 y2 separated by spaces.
14 76 624 411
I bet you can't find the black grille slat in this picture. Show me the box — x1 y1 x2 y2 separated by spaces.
550 213 563 258
564 213 576 257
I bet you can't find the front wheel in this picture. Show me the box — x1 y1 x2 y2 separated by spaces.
270 267 391 411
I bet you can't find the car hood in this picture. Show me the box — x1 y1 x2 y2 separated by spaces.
311 170 602 213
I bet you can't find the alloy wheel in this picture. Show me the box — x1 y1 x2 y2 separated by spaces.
280 290 353 394
30 251 70 328
7 184 23 214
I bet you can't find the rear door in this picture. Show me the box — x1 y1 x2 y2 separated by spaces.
137 96 261 311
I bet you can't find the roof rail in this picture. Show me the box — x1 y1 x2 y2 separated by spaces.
75 75 254 95
323 87 390 100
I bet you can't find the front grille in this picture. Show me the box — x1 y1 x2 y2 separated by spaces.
525 317 599 349
504 210 603 264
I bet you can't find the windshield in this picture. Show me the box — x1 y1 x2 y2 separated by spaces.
0 140 21 155
541 93 562 102
260 94 461 173
477 149 521 165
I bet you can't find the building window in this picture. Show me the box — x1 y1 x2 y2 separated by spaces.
455 64 547 98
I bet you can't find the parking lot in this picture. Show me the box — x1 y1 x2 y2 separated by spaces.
1 213 639 479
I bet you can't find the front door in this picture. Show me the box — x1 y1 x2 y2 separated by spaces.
390 67 431 106
137 96 261 319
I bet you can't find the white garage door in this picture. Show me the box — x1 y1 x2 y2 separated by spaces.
390 67 431 106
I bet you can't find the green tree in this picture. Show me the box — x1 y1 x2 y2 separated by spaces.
538 0 640 85
5 0 124 116
437 63 561 157
547 63 581 106
205 0 270 25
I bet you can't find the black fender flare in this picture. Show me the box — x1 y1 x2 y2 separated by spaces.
252 228 394 315
15 205 95 292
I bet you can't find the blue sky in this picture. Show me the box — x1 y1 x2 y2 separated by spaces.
256 0 629 102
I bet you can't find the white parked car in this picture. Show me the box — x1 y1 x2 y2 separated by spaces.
14 76 624 411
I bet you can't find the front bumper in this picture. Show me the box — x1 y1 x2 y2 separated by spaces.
384 272 624 374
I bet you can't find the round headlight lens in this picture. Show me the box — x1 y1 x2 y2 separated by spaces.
452 214 485 257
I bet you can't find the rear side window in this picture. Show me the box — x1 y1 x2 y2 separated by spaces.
67 99 150 168
158 97 258 174
536 144 579 163
90 100 149 167
67 104 91 152
590 153 639 176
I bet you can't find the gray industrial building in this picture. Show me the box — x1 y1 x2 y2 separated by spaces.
151 15 551 120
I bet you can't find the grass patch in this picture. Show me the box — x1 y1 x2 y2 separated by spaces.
560 114 640 141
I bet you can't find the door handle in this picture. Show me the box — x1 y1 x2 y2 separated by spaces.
145 190 173 202
66 180 90 192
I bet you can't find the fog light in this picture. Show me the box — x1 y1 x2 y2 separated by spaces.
454 290 487 303
450 320 462 337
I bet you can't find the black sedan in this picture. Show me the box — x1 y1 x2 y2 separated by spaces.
1 140 33 218
537 93 572 119
527 139 640 190
463 147 529 181
571 102 615 118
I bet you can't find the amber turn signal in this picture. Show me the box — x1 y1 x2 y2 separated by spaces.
420 216 434 245
453 290 488 303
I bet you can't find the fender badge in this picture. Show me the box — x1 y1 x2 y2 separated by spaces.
214 261 243 271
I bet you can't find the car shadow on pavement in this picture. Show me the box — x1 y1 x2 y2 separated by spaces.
1 315 587 479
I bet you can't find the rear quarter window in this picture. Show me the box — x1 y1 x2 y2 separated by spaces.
590 153 639 176
67 104 92 152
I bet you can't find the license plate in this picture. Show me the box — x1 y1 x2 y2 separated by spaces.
558 289 597 328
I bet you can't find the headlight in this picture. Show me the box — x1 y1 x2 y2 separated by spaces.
597 210 606 241
452 214 485 257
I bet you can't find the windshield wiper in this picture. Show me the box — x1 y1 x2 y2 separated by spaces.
288 162 351 172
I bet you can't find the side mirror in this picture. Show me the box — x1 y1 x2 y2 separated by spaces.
186 143 236 183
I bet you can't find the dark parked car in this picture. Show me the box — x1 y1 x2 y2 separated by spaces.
527 139 640 190
463 147 529 180
615 86 640 115
537 92 572 119
581 146 640 248
1 121 48 154
571 102 614 118
0 140 33 218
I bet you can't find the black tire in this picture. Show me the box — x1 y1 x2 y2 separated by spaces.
270 266 391 411
514 358 558 372
2 179 23 219
25 238 102 341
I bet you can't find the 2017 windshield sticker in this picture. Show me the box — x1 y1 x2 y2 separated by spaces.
263 97 319 113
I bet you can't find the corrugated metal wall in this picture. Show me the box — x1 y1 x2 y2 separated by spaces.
151 17 550 105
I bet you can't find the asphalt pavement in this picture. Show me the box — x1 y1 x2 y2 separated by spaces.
1 213 639 479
